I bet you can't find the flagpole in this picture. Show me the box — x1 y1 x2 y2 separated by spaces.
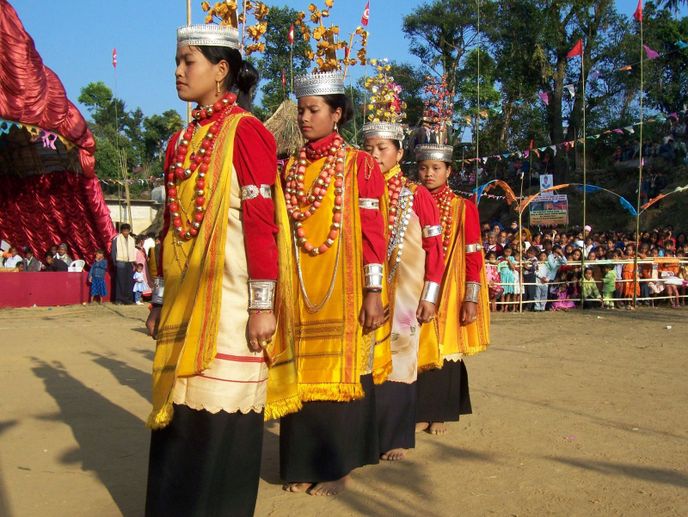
475 0 481 194
581 43 587 282
186 0 192 123
633 7 644 308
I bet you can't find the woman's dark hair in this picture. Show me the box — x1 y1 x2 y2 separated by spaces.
197 46 259 110
321 94 354 126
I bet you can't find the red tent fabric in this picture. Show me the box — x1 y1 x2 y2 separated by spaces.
0 0 115 262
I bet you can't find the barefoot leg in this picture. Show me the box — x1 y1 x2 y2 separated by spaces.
282 483 313 493
415 422 430 433
427 422 448 435
381 448 408 461
309 476 350 496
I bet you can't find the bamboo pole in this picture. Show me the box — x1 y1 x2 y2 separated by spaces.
475 0 480 193
580 42 587 293
186 0 192 123
633 9 644 308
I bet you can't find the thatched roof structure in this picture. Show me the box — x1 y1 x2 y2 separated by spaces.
264 99 303 158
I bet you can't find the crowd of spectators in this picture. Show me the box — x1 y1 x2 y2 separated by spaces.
484 223 688 312
0 225 158 305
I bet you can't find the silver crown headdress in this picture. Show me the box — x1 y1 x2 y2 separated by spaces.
415 144 454 163
177 24 240 50
361 121 405 142
293 71 345 98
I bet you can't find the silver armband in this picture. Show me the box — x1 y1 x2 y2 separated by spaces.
465 243 483 253
359 198 380 210
422 225 443 238
364 264 384 290
464 281 481 303
421 281 441 304
241 184 272 201
248 280 276 310
152 277 165 305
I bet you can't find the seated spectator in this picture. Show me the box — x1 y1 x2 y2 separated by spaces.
23 247 43 272
3 247 23 269
55 243 72 265
44 254 68 272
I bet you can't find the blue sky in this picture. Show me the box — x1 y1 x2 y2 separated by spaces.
12 0 687 119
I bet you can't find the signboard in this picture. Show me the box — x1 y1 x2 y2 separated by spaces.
529 194 568 226
539 174 554 192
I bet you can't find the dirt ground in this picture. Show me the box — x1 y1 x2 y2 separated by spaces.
0 304 686 517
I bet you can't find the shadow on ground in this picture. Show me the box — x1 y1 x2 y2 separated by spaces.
30 359 148 517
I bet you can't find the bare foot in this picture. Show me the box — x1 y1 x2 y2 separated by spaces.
381 448 407 461
428 422 448 435
282 482 312 493
415 422 430 433
308 476 349 496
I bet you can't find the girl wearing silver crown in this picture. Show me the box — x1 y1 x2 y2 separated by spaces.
361 63 445 461
276 68 391 496
414 142 490 436
144 8 299 515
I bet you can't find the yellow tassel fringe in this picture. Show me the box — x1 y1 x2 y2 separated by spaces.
146 402 174 430
298 383 365 403
264 395 303 421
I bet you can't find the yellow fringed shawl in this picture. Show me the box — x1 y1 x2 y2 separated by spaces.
148 113 300 428
281 149 391 403
418 197 490 371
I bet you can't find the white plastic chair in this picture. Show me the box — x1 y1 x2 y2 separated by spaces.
68 259 85 272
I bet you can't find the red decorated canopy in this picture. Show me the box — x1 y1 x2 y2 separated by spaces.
0 0 115 263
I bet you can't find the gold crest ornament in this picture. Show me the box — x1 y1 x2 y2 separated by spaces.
199 0 270 55
294 0 368 76
361 58 406 142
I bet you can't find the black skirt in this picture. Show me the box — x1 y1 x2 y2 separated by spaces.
146 404 264 517
280 374 379 482
375 381 416 452
416 359 472 423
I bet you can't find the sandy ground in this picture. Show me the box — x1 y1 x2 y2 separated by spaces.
0 304 687 517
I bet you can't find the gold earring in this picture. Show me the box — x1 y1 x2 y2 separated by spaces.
216 81 221 94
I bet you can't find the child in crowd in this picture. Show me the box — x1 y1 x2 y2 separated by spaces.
497 246 518 312
132 263 149 306
660 250 682 308
485 251 503 312
88 249 108 304
534 251 550 311
602 264 617 309
580 267 602 309
550 270 575 311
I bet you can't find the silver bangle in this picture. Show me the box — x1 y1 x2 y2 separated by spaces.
421 281 441 304
364 263 384 289
422 225 443 238
465 243 483 253
464 281 481 303
358 198 380 210
248 280 276 310
152 277 164 305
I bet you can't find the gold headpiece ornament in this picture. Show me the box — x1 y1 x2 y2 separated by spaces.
292 0 368 98
175 1 269 55
361 58 406 142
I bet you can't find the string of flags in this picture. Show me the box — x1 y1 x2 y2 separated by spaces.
0 118 76 151
459 107 686 166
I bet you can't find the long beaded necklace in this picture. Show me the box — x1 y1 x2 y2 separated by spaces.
284 136 347 256
431 184 456 254
385 166 405 233
387 187 414 282
166 92 236 242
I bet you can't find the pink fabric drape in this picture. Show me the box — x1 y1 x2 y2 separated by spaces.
0 171 116 262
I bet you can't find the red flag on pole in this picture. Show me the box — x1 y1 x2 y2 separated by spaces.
634 0 643 22
566 39 583 59
361 1 370 26
112 48 117 69
281 70 286 88
288 23 294 45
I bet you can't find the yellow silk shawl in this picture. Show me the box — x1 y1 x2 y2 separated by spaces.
282 149 391 403
148 113 299 429
418 196 490 371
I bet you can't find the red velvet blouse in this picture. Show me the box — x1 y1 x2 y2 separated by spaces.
410 184 445 284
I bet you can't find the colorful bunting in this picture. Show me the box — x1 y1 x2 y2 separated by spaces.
643 44 659 60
